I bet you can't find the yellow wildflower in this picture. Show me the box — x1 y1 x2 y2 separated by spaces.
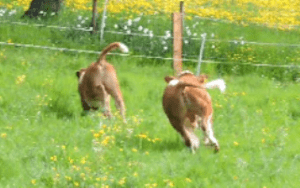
1 133 7 138
31 179 36 185
50 155 57 162
233 141 239 146
65 176 72 181
131 148 138 152
118 177 126 186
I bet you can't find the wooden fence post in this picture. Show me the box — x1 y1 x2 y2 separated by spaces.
92 0 98 34
172 12 183 76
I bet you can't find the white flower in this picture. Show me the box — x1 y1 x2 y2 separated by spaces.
126 30 131 34
241 41 245 45
39 10 44 14
0 13 3 17
114 24 118 29
9 10 17 16
127 19 132 26
162 40 166 45
51 12 55 16
144 28 149 34
201 33 207 38
164 31 171 39
192 22 198 28
77 24 81 28
138 26 143 31
81 20 86 24
234 40 238 44
133 17 141 22
124 25 128 30
212 45 215 49
78 16 82 20
184 40 188 44
211 33 215 38
163 46 168 50
193 33 197 37
187 30 191 36
149 31 154 38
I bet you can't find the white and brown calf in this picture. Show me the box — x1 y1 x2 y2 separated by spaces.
76 42 128 122
162 71 226 153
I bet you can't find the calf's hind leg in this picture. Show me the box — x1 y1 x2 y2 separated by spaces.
201 114 220 152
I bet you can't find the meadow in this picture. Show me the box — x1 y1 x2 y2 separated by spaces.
1 0 300 188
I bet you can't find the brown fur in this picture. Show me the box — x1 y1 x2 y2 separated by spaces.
76 42 127 122
162 71 220 152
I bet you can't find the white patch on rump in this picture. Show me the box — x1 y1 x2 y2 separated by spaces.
118 43 129 53
169 79 179 86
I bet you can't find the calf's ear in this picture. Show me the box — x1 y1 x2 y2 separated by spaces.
76 71 81 78
198 74 208 83
164 76 175 83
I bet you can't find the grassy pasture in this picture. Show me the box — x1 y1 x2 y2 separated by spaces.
0 46 300 188
0 0 300 187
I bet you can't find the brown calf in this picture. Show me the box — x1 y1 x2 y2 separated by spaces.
76 42 128 122
162 71 226 153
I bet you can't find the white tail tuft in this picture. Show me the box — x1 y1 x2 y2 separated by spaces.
118 43 129 53
169 79 179 86
205 79 226 93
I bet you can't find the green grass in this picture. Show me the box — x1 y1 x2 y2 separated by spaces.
0 45 300 188
0 3 300 187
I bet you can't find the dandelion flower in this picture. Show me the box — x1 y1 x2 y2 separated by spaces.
233 141 239 146
1 133 7 138
50 155 57 161
118 177 126 185
31 179 36 185
74 182 79 187
185 178 192 182
132 148 138 152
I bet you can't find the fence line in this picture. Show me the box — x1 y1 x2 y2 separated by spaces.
192 15 300 29
1 41 299 69
0 20 94 32
2 20 299 48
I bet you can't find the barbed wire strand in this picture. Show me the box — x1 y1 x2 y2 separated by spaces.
1 41 299 69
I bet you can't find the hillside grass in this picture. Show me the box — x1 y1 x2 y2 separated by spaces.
0 46 300 188
0 1 300 187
